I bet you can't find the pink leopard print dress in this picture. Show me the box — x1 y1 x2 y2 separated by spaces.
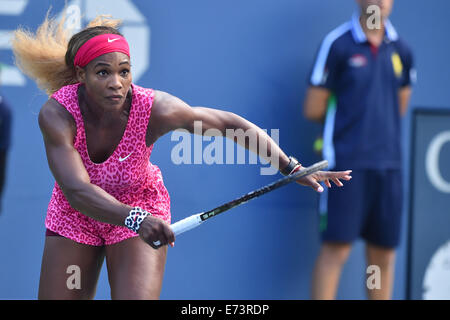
45 83 171 246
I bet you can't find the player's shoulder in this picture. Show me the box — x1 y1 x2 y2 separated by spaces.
152 90 174 105
151 90 189 119
40 97 71 118
38 97 76 135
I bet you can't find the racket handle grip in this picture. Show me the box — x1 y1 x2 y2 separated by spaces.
171 213 203 236
153 213 203 247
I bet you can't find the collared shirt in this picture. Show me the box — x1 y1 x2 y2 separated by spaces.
309 13 415 169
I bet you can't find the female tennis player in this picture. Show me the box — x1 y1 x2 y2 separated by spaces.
12 14 351 300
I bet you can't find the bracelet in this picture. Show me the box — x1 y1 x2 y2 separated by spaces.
280 156 301 176
290 163 302 175
124 207 152 233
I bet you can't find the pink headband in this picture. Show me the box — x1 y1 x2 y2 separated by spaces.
73 33 130 67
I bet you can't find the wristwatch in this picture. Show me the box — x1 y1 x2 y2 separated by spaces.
280 156 301 176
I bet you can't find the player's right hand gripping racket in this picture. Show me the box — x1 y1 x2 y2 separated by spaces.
153 160 328 247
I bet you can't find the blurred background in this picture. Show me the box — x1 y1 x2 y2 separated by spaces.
0 0 449 299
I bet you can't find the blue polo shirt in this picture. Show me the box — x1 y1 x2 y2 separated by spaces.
309 13 415 169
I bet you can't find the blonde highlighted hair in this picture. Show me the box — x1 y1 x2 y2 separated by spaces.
11 10 123 96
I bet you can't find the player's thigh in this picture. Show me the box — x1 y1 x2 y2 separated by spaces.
38 236 105 300
105 236 167 300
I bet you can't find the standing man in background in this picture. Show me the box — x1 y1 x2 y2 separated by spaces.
0 64 12 214
303 0 415 299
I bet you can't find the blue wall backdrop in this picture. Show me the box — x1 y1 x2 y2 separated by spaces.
0 0 449 300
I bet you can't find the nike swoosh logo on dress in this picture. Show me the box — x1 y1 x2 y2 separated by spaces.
119 152 133 162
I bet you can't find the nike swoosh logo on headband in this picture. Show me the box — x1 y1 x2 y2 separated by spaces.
108 37 120 43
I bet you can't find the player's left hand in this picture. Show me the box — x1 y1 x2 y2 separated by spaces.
295 168 352 192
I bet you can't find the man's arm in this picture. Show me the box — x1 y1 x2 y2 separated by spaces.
304 32 339 123
399 86 412 117
397 38 415 117
303 86 331 122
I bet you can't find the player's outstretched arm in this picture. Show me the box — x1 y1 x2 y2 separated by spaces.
148 91 352 192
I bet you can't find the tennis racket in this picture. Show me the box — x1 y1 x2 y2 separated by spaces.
153 160 328 247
